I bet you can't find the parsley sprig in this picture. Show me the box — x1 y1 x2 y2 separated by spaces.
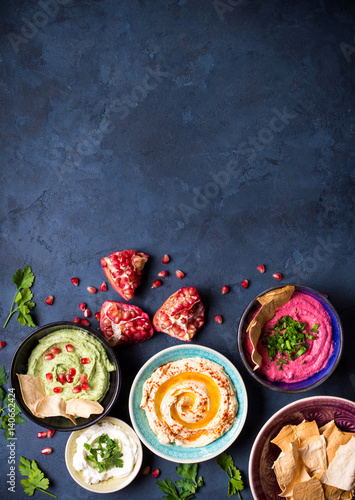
0 365 26 439
3 266 36 328
19 457 57 497
84 434 123 473
217 452 244 498
261 315 319 370
157 463 203 500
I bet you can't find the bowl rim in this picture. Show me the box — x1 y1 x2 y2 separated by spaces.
248 395 355 500
64 416 143 493
10 321 121 431
237 283 343 393
128 344 248 463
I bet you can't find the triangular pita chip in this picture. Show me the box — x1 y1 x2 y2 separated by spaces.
321 437 355 492
293 477 325 500
66 399 103 419
248 300 276 370
299 435 327 472
257 285 295 308
271 420 320 453
35 395 76 424
322 421 355 463
273 440 311 497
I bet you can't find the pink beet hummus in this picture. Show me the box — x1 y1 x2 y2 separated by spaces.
245 291 333 383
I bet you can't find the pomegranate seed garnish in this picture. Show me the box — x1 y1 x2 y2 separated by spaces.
66 344 74 352
66 375 73 384
80 373 87 383
0 341 6 349
152 469 160 478
81 319 90 326
71 277 79 286
50 347 61 354
87 286 97 294
175 270 185 279
72 385 81 393
162 254 170 264
44 353 54 361
46 430 55 438
84 308 92 318
94 311 100 321
221 285 229 295
214 315 223 324
41 447 52 455
73 317 81 323
241 280 249 289
45 295 54 305
151 279 162 289
79 302 86 311
58 373 66 384
158 270 169 277
81 358 90 364
257 264 266 273
273 273 282 280
46 373 53 382
37 431 47 438
82 382 89 391
53 387 62 393
141 465 151 475
69 368 76 377
99 282 108 292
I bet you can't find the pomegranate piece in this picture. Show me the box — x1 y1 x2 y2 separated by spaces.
84 308 92 318
81 358 90 364
50 347 61 354
100 300 154 347
37 431 47 438
79 302 86 311
53 387 62 393
153 286 205 342
99 281 108 292
66 375 73 384
69 368 76 377
71 277 79 286
273 273 283 280
80 373 87 383
214 315 223 324
162 254 170 264
100 249 148 301
46 430 55 438
81 319 90 326
41 447 52 455
175 270 185 279
158 270 169 277
46 373 53 382
0 341 6 349
87 286 97 294
73 317 81 323
45 295 54 305
221 285 229 295
241 280 249 289
72 385 81 393
44 353 54 361
66 344 74 352
58 373 66 384
152 469 160 478
151 279 162 289
82 382 89 391
94 311 101 321
257 264 266 273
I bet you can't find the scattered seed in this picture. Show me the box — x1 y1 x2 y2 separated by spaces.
162 254 170 264
99 282 108 292
66 344 74 352
81 319 90 327
141 465 151 475
44 353 54 361
214 315 223 324
273 273 282 280
69 368 76 377
87 286 97 294
152 469 160 478
82 382 89 391
80 373 87 383
94 311 101 321
45 295 54 305
50 347 61 354
46 373 53 382
0 341 6 349
46 430 55 438
175 270 185 279
241 280 249 289
221 285 229 295
41 447 52 455
257 264 265 273
84 308 92 318
73 317 80 323
37 432 47 439
53 387 62 394
72 386 81 393
152 279 162 289
158 270 169 277
81 358 90 364
71 277 79 286
79 302 86 311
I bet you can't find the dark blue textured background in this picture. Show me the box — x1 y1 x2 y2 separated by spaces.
0 0 354 498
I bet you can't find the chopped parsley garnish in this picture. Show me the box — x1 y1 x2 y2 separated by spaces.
84 434 123 473
261 315 319 366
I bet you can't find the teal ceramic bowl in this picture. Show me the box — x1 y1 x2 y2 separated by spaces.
129 345 248 463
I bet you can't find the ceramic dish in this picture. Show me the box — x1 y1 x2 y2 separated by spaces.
249 396 355 500
10 321 121 431
129 344 248 463
237 284 343 393
65 416 143 493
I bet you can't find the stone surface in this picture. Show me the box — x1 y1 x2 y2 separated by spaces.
0 0 354 498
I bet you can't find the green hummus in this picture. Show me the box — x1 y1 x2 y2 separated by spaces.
27 329 115 402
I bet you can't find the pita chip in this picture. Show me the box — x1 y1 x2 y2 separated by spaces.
257 285 295 308
293 477 325 500
321 437 355 492
273 440 310 497
35 395 76 424
66 399 104 419
322 421 355 464
248 300 276 370
271 420 320 453
298 434 327 472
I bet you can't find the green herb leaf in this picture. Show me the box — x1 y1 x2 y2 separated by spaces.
84 434 123 473
19 457 56 497
4 266 36 328
217 452 244 499
157 464 203 499
176 463 198 482
0 366 8 386
157 478 180 498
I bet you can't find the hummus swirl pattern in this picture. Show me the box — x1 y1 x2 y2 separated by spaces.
140 357 237 447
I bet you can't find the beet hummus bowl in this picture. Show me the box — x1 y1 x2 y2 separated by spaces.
237 285 343 393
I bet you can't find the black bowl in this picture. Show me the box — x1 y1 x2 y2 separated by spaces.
10 321 121 431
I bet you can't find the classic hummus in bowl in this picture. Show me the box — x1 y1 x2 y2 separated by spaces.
238 285 343 393
129 345 248 463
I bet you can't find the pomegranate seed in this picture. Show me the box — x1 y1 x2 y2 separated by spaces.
158 270 169 277
99 282 108 292
73 317 80 323
141 465 151 475
45 295 54 305
46 373 53 382
87 286 97 294
94 311 100 321
176 270 185 279
152 469 160 478
44 353 54 361
71 277 79 286
0 341 6 349
273 273 282 280
58 373 66 384
81 319 90 326
80 373 87 383
66 375 73 383
84 308 92 318
53 387 62 393
81 358 90 364
221 285 229 295
241 280 249 289
41 447 52 455
50 347 61 354
66 344 74 352
46 430 55 438
37 431 47 438
72 385 81 393
69 368 76 377
162 254 170 264
151 279 162 289
214 315 223 324
79 302 86 311
257 264 266 273
82 382 89 391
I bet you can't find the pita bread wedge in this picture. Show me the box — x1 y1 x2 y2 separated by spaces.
321 437 355 492
66 399 104 419
257 285 295 308
271 420 320 453
293 477 325 500
322 421 355 463
273 439 311 497
248 300 276 370
35 395 76 424
298 434 327 472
